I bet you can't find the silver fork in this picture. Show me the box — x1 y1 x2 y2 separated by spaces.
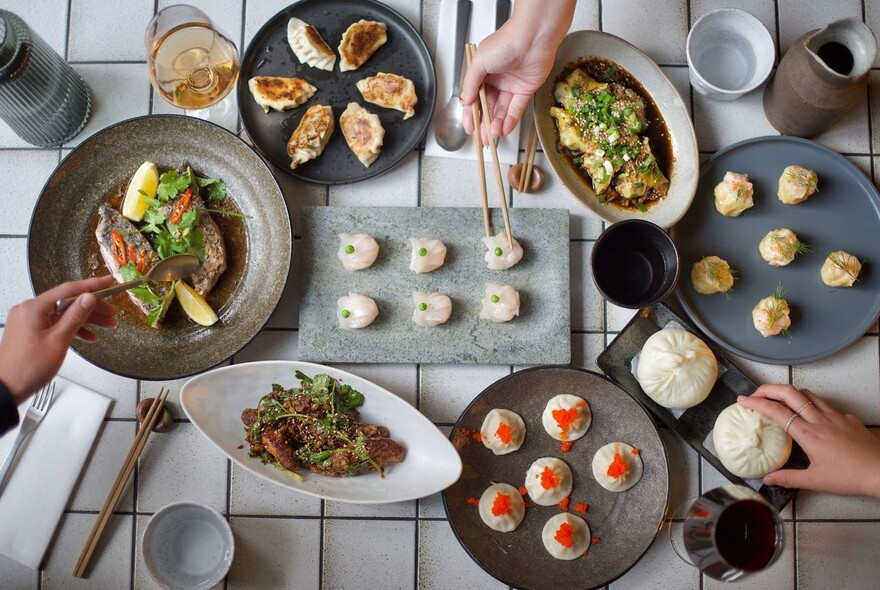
0 382 56 492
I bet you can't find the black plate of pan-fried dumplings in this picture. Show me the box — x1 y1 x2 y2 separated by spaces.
238 0 435 184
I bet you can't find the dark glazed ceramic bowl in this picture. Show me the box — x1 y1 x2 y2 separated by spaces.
591 219 680 308
28 115 291 380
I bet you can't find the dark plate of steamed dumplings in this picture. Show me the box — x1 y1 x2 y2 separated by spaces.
238 0 436 185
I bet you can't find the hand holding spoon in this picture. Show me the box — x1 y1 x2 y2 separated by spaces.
54 253 201 314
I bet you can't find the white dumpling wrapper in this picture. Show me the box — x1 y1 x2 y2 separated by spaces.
713 403 792 479
337 233 379 271
482 231 524 270
411 292 452 327
478 483 525 532
541 513 590 560
591 442 644 492
541 394 591 442
636 329 718 409
524 457 573 506
286 17 336 71
480 283 520 323
336 293 378 329
409 238 447 273
480 409 526 455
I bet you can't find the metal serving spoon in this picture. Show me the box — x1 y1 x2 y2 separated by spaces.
434 0 472 151
54 253 201 314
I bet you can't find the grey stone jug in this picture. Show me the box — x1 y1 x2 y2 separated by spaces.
763 19 876 138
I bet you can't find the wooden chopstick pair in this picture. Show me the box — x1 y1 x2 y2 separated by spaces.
465 43 514 248
73 388 169 578
518 118 539 193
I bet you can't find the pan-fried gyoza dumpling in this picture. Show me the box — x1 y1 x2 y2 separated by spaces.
287 104 335 170
287 17 336 71
339 102 384 168
247 76 316 113
338 20 387 71
356 73 417 119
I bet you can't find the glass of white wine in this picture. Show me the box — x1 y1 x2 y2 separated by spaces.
145 4 240 122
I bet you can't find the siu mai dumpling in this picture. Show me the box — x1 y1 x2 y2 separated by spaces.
778 165 818 204
714 171 754 217
821 250 862 287
287 17 336 71
287 104 335 170
356 73 417 119
338 20 388 71
339 102 385 168
247 76 316 113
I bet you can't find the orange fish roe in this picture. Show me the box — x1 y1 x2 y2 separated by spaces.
560 441 573 453
592 536 601 544
491 492 512 516
577 400 587 408
466 497 480 506
471 431 485 443
554 521 574 548
558 496 570 512
607 451 630 479
631 447 640 455
495 422 513 445
540 466 561 490
517 486 529 496
551 407 579 435
573 503 588 513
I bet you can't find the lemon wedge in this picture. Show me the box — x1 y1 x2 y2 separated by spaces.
122 161 159 221
175 281 219 326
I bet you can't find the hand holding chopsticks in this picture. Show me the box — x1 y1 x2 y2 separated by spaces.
73 388 169 578
465 43 514 248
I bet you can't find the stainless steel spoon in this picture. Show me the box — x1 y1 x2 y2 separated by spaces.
54 253 201 314
434 0 472 151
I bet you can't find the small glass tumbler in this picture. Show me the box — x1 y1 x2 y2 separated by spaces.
0 10 91 147
669 485 785 583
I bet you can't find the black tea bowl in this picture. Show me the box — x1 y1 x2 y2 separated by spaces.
591 219 680 309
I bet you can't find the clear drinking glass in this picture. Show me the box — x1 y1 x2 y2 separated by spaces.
145 4 240 121
668 485 785 583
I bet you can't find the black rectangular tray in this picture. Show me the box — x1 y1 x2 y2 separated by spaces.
596 303 810 511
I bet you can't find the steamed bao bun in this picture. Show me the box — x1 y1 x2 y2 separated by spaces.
525 457 573 506
636 328 718 409
592 442 644 492
542 513 590 560
713 403 792 479
478 483 526 532
541 394 591 442
480 409 526 455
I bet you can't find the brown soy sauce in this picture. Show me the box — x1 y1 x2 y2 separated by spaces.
714 499 779 571
817 41 855 75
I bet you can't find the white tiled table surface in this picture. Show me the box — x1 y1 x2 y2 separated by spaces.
2 0 880 588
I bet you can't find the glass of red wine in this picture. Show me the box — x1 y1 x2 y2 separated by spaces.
668 485 785 582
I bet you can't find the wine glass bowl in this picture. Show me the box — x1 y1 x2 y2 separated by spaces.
668 485 785 583
145 5 240 111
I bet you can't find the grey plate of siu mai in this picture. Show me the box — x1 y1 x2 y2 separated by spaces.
672 135 880 365
443 367 668 590
297 207 570 364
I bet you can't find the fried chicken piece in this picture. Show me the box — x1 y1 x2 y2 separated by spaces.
260 427 300 471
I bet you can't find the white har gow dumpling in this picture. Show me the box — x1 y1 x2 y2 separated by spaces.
591 442 643 492
480 284 520 323
411 292 452 327
287 17 336 71
524 457 573 506
636 328 717 409
478 483 525 532
713 403 792 479
541 513 590 560
480 409 526 455
483 231 524 270
337 233 379 271
336 293 378 329
541 394 591 442
409 238 447 273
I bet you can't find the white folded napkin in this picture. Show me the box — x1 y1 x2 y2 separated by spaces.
0 376 111 569
425 0 523 165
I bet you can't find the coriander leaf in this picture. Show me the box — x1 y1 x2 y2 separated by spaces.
196 175 228 202
335 383 364 414
156 169 191 201
120 262 141 282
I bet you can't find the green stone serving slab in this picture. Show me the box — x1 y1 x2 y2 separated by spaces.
298 207 570 364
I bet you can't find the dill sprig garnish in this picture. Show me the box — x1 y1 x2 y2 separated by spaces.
827 251 861 282
786 167 818 192
770 232 810 258
765 282 791 337
702 257 735 299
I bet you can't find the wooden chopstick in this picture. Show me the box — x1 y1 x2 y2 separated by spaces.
467 43 514 248
519 118 539 193
73 388 169 578
465 44 492 238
